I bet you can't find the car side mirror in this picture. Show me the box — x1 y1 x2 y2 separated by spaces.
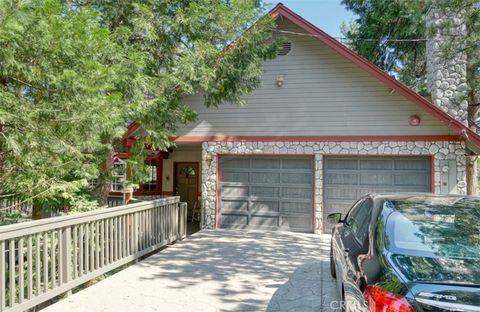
327 213 343 224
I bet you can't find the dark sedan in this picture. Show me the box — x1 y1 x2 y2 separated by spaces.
328 193 480 312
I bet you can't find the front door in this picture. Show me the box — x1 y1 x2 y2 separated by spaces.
175 162 199 216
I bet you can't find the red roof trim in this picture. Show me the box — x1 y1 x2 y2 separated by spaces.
171 135 461 143
269 3 480 148
123 122 141 140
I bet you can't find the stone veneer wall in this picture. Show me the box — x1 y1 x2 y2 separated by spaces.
201 141 466 233
426 6 468 125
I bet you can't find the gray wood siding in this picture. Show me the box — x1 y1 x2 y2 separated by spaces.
176 19 452 137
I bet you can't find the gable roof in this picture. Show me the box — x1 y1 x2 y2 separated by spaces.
270 3 480 151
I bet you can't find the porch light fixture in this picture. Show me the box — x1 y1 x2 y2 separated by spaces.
276 75 284 87
408 114 421 126
206 153 213 162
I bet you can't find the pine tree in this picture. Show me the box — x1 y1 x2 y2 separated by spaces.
0 0 279 217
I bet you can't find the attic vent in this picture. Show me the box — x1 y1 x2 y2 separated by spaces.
278 42 291 56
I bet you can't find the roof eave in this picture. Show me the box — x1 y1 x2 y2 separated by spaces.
269 3 480 151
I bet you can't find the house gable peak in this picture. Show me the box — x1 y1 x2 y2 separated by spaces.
267 3 480 151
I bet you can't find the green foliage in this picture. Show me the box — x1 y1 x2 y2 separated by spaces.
91 0 279 144
341 0 429 92
341 0 479 97
0 211 22 226
65 193 104 214
93 0 280 188
0 0 279 216
0 0 124 210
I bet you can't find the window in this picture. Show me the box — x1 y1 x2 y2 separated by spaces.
142 162 157 192
179 166 196 178
111 159 126 192
345 199 365 225
346 198 373 243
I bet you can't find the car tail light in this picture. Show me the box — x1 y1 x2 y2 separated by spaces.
364 285 414 312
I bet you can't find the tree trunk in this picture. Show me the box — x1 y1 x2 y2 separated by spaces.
95 148 114 206
466 89 478 195
466 156 477 195
31 202 43 220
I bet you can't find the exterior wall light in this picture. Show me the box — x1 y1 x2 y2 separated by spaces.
276 75 284 87
206 153 213 162
408 114 421 126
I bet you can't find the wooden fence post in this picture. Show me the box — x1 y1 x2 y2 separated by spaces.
179 202 187 240
0 240 5 311
62 227 72 296
134 213 139 254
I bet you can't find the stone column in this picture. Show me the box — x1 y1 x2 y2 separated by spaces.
314 153 323 233
426 3 468 124
201 142 217 229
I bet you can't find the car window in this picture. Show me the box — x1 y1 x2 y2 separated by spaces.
387 198 480 259
345 198 365 224
384 198 480 285
346 198 373 243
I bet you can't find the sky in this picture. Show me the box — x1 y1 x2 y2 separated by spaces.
266 0 356 38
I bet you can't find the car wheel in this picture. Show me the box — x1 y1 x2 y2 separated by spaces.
330 245 336 278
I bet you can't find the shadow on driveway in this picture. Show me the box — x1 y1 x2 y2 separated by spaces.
266 261 340 312
44 229 340 312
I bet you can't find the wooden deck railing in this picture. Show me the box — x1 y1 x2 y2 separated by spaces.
0 197 187 312
0 195 32 216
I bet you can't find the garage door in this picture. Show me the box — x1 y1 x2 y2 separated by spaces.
219 156 313 232
324 156 431 231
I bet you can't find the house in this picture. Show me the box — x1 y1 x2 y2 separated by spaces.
112 3 480 233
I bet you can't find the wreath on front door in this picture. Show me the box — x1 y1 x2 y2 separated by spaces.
179 166 196 178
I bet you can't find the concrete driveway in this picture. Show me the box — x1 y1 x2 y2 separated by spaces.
44 230 340 312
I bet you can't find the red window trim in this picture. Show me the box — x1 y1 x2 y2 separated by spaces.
134 159 162 195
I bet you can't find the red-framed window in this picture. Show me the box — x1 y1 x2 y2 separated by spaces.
135 160 160 194
109 136 166 195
